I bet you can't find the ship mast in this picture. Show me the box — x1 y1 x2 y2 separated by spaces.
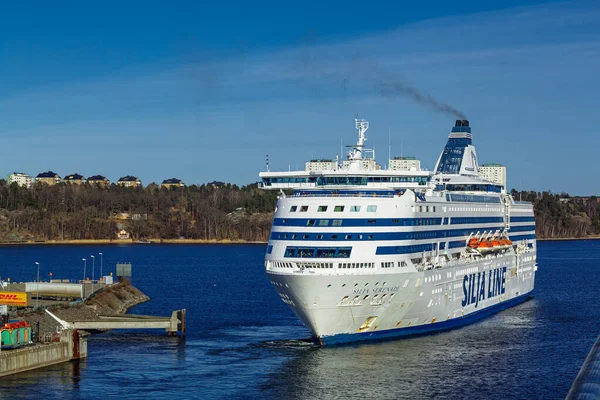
350 116 369 160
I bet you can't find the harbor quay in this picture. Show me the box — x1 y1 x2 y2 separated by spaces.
0 328 87 377
0 271 185 377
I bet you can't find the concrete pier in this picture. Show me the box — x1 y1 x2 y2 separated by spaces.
0 329 87 377
47 309 186 335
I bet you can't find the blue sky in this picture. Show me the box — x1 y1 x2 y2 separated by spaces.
1 0 598 194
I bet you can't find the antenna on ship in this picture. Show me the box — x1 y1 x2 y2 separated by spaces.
266 154 270 172
388 127 391 166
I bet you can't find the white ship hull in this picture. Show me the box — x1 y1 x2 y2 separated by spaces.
267 251 535 345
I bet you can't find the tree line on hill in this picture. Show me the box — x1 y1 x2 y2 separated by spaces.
0 181 278 242
510 190 600 239
0 180 597 242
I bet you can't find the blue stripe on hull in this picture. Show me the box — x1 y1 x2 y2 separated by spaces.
319 291 533 347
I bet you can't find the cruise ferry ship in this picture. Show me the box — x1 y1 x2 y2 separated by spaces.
260 117 537 346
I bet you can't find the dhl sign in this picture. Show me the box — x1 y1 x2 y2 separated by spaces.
0 292 28 307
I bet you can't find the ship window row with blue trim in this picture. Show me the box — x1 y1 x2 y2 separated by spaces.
262 176 432 186
446 194 502 203
266 245 273 254
284 246 352 258
275 217 443 227
450 217 504 224
293 190 399 198
272 225 522 241
440 184 503 193
376 243 440 255
289 205 375 214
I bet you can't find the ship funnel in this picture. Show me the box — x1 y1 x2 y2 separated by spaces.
434 119 479 176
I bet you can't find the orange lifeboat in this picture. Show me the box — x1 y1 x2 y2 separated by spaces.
477 240 492 248
468 238 480 248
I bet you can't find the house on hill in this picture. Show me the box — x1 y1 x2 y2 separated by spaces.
208 181 226 188
117 176 142 188
87 175 111 187
161 178 185 189
63 173 86 185
7 172 34 188
36 171 61 185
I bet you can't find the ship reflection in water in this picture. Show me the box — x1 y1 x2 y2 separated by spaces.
262 300 544 400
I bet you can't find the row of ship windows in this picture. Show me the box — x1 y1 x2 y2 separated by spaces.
424 274 442 283
274 229 454 240
270 261 408 269
339 262 375 269
412 206 437 213
280 218 441 227
274 216 520 227
289 205 378 213
284 247 352 258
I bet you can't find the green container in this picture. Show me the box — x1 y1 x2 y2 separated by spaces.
1 326 32 347
1 329 12 346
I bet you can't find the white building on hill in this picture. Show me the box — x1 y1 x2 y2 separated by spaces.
479 163 506 186
7 172 34 188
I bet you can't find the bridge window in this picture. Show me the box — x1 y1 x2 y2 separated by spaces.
290 206 297 212
318 205 328 212
334 205 345 212
284 247 296 257
336 248 351 258
300 206 309 212
298 248 315 257
350 205 361 212
367 205 377 212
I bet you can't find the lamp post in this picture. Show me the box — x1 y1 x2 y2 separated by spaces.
99 252 103 283
35 262 40 309
82 258 86 281
91 255 95 295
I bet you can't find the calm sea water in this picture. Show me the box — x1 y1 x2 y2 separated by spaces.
0 241 598 399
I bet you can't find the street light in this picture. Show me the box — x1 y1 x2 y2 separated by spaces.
91 255 95 295
35 262 40 309
99 253 103 283
82 258 86 281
